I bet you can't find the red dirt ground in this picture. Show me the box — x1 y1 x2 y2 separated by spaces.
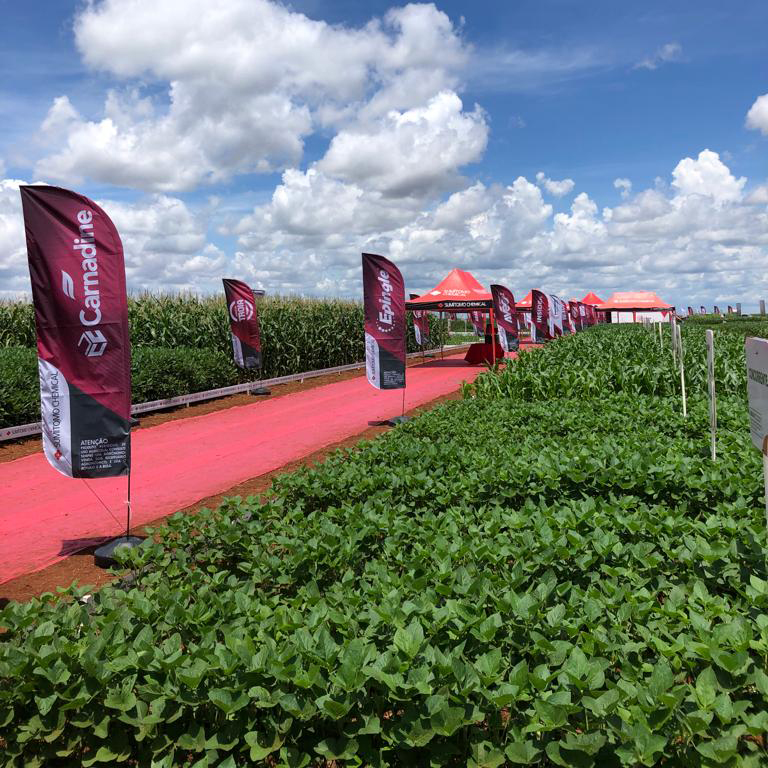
0 350 474 605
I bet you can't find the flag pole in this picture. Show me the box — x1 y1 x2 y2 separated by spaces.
490 307 497 367
94 426 145 568
125 449 131 540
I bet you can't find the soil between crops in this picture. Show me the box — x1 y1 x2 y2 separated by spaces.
0 350 475 604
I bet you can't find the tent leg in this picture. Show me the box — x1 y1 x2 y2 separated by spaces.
440 311 444 360
490 308 497 367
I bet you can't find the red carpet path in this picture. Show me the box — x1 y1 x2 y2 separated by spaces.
0 354 491 583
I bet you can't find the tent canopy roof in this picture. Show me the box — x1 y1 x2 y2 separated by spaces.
598 291 672 310
516 290 533 309
581 291 604 305
406 268 492 310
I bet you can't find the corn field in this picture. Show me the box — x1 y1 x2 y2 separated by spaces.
0 295 447 379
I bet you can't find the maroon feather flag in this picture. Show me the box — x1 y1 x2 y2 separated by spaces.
568 302 579 333
363 253 405 389
530 289 551 342
490 284 519 353
469 309 485 335
21 185 131 478
222 279 264 369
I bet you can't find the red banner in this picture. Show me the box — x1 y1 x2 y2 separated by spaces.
549 295 565 337
469 309 485 335
363 253 405 389
530 290 551 342
687 306 693 316
409 293 430 347
222 279 264 369
568 302 579 333
490 284 519 353
21 185 131 478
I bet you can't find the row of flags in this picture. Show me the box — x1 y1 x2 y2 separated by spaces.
18 184 680 484
528 290 600 342
687 305 739 315
360 254 602 391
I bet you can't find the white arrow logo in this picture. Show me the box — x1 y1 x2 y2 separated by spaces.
61 270 75 299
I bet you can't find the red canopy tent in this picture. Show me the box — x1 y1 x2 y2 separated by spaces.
597 291 673 323
516 291 532 309
406 269 502 364
581 291 604 305
406 268 492 310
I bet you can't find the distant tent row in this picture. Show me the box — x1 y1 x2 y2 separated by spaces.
407 270 675 327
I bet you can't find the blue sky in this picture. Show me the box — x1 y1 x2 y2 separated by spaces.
1 0 767 308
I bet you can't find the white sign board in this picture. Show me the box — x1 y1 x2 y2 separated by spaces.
746 337 768 452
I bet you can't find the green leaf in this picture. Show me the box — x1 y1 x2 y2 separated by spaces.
207 688 248 715
694 667 718 710
393 620 424 658
505 741 541 764
245 730 284 761
104 688 137 712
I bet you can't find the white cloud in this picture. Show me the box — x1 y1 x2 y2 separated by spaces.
318 91 488 198
635 42 682 71
5 145 768 307
535 172 575 197
36 86 312 192
235 168 417 245
103 195 227 290
613 178 632 199
2 0 766 310
0 181 227 295
671 149 745 203
34 0 474 194
469 45 603 92
226 148 768 306
0 179 29 298
746 185 768 205
746 94 768 135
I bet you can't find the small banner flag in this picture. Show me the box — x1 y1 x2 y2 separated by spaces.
577 302 586 330
700 306 706 314
688 306 694 316
363 253 405 390
530 289 551 342
409 293 430 346
490 284 519 353
568 302 579 333
714 305 721 314
469 309 485 335
21 185 131 478
727 305 734 314
549 295 565 336
222 279 264 369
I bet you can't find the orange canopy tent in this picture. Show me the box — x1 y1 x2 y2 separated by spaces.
406 268 493 311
